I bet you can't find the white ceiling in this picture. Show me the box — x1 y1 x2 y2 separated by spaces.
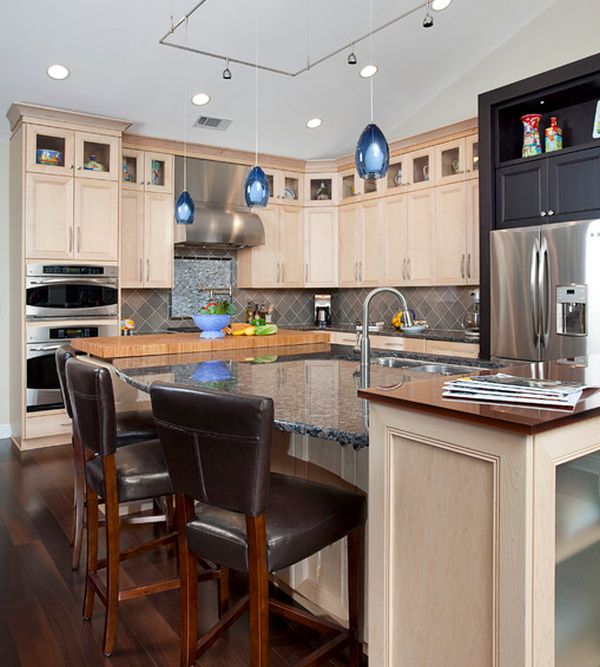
1 0 598 160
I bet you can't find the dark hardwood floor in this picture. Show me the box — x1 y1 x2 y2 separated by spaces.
0 439 354 667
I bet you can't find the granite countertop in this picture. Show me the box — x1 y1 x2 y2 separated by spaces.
296 324 479 344
359 356 600 434
113 344 500 449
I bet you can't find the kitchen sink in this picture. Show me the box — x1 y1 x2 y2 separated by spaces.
371 357 478 376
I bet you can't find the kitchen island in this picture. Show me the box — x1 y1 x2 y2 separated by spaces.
359 357 600 667
72 330 492 626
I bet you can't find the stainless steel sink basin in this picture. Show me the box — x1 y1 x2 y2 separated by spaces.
371 357 423 369
371 357 478 376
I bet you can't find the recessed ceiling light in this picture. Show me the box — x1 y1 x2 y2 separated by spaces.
47 64 70 80
432 0 452 10
191 93 211 106
360 64 378 79
306 118 322 129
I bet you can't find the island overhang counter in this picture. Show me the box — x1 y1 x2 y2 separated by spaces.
359 357 600 667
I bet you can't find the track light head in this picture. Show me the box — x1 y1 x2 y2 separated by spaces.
423 1 434 27
347 44 357 65
222 58 232 80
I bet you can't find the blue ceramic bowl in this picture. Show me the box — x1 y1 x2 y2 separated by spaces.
192 314 231 339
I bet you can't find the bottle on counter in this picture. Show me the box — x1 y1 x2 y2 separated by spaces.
251 303 262 327
258 303 267 326
245 300 254 324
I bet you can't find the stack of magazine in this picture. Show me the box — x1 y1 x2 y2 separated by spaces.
442 373 593 411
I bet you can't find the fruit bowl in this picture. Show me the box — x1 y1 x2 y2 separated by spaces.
192 314 232 339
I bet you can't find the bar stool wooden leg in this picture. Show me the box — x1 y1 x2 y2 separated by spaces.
102 456 121 657
247 514 269 667
347 526 364 667
83 487 99 620
217 566 230 618
177 495 198 667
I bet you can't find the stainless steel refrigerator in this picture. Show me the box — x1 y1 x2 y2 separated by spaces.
491 219 600 361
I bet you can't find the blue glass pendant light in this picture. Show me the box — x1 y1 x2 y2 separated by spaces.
244 166 269 207
175 188 195 224
243 0 268 208
176 18 196 224
355 0 389 180
355 123 389 179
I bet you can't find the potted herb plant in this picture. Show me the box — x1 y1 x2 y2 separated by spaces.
192 299 237 339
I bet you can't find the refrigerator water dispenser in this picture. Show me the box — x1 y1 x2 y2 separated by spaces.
556 285 587 336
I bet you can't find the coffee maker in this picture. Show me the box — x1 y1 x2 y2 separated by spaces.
314 294 332 328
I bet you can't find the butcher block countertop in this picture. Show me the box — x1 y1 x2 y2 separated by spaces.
71 329 330 359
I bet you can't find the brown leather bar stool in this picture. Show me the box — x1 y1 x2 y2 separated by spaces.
150 382 367 667
56 344 160 570
65 358 229 657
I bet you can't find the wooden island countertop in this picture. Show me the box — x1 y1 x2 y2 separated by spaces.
71 328 330 359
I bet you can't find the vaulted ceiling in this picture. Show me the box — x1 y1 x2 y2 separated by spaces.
1 0 598 159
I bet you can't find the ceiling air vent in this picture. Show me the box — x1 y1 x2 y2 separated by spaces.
194 115 232 131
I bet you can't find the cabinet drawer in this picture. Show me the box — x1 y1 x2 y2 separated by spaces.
25 410 71 440
329 331 356 346
371 336 427 353
425 340 479 358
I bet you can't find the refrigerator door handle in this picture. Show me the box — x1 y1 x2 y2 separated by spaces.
539 236 551 350
530 237 540 348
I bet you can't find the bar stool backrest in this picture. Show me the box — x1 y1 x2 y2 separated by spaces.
150 382 274 518
56 344 77 419
66 358 117 457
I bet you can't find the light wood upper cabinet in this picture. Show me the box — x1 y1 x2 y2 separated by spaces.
267 170 304 204
381 193 408 285
279 206 305 286
466 180 480 283
435 138 467 185
360 200 382 286
120 190 173 288
25 173 74 259
406 189 435 284
434 183 468 284
120 190 145 286
466 134 479 180
75 131 119 181
304 207 338 287
121 149 145 191
405 147 435 191
306 174 337 206
338 205 360 287
26 124 75 176
74 179 119 261
144 193 174 288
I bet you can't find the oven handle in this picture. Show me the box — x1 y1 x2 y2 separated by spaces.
28 345 65 352
27 278 117 287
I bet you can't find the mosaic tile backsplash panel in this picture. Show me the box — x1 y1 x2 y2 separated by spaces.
171 256 233 318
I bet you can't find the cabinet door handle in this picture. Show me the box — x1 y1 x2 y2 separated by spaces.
540 210 547 217
77 227 81 253
69 227 73 253
461 253 465 279
139 259 143 283
276 262 280 283
305 264 308 283
281 262 285 283
407 258 411 280
360 261 363 282
146 259 150 282
70 164 74 170
402 258 406 280
77 166 82 170
547 209 555 216
467 253 471 279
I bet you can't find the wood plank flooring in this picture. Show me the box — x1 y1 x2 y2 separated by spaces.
0 440 355 667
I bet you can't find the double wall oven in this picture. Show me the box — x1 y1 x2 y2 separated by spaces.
26 264 119 412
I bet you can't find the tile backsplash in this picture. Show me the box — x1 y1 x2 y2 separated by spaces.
120 242 475 333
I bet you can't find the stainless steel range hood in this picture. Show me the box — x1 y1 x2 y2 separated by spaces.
174 156 265 248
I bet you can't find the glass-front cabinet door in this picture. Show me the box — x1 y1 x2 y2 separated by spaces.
466 134 479 179
75 131 119 181
406 148 435 191
26 124 75 176
386 155 408 192
144 152 173 194
281 172 303 203
121 149 145 190
436 138 467 184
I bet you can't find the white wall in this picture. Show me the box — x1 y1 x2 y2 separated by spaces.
390 0 600 139
0 141 10 435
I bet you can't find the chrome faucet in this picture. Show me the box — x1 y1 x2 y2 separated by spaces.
360 287 413 381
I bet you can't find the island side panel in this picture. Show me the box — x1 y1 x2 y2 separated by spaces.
368 402 533 667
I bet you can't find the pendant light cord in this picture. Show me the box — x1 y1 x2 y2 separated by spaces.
254 0 258 167
369 0 374 123
306 0 310 70
183 16 189 190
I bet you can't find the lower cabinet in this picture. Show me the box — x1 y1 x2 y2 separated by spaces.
120 190 173 288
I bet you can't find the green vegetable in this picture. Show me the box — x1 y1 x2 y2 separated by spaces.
254 324 278 336
252 355 279 364
198 299 237 316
